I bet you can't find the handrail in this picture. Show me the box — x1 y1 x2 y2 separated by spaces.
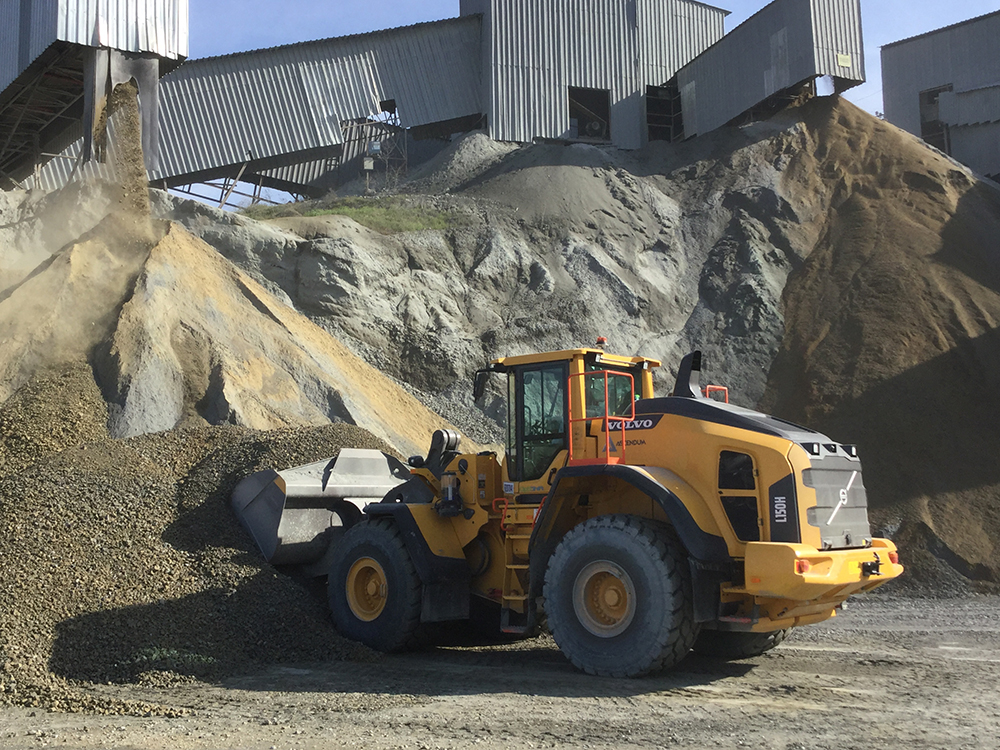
567 370 635 466
704 385 729 403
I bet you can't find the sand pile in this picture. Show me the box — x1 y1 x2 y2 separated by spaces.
0 366 385 713
0 206 460 457
760 99 1000 590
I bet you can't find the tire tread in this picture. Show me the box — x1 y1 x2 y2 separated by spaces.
544 514 698 677
328 517 424 652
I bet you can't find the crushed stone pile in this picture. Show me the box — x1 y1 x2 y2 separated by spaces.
154 95 1000 592
401 131 520 195
0 367 385 715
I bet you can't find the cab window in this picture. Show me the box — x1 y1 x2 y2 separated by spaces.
513 364 568 481
584 371 635 418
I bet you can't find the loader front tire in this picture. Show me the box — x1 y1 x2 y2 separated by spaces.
543 515 698 677
328 518 422 652
692 628 790 659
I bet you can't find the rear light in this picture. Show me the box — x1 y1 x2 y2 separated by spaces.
795 560 812 574
889 552 899 565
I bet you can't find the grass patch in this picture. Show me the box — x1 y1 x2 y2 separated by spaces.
243 198 457 234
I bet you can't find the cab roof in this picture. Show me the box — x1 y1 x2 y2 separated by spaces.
491 348 661 369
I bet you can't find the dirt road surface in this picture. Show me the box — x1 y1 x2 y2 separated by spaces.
1 595 997 750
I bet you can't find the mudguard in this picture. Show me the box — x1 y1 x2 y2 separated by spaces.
365 503 472 622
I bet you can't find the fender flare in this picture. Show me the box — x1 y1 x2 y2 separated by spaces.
530 464 730 561
364 503 470 584
363 503 471 623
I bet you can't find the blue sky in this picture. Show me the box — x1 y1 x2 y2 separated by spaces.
189 1 999 115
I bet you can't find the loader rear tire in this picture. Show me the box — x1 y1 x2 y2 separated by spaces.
692 628 790 659
328 518 422 652
543 515 698 677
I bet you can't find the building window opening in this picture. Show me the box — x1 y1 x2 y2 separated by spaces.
919 85 952 154
569 87 611 142
646 83 683 142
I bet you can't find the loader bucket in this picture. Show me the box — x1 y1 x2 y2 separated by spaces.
231 448 410 567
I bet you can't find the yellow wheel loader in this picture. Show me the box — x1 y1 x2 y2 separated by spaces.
232 348 902 676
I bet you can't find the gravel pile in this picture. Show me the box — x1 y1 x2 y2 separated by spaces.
0 370 390 715
0 364 109 479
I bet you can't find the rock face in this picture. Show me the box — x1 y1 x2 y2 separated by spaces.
154 116 839 414
153 97 1000 589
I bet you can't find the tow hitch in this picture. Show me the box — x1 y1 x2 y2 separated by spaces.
861 553 882 577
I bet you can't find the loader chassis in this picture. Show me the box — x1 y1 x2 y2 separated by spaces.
233 348 902 676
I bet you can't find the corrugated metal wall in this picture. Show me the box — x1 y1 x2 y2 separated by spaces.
882 12 1000 137
151 17 482 184
950 123 1000 180
462 0 726 149
30 108 121 190
56 0 188 59
1 0 187 94
1 0 59 93
640 0 726 86
940 86 1000 128
675 0 863 137
809 0 863 81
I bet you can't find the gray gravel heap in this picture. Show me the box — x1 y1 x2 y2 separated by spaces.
0 369 388 715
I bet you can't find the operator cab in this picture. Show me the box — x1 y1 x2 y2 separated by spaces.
474 348 660 488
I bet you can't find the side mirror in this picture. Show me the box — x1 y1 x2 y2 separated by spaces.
473 369 490 402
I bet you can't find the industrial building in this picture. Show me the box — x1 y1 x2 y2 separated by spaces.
0 0 188 186
8 0 866 199
882 11 1000 181
672 0 864 137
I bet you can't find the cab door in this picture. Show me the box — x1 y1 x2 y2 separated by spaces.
503 362 569 498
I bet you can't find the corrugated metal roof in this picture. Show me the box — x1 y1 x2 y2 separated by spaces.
940 85 1000 127
190 16 474 64
676 0 864 137
151 15 482 184
882 9 1000 50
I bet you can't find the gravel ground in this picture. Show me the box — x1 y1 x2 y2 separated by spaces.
0 593 996 749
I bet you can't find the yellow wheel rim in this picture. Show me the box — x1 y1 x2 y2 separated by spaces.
572 561 637 638
346 557 388 622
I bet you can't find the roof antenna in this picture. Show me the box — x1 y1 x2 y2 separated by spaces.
672 351 703 399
